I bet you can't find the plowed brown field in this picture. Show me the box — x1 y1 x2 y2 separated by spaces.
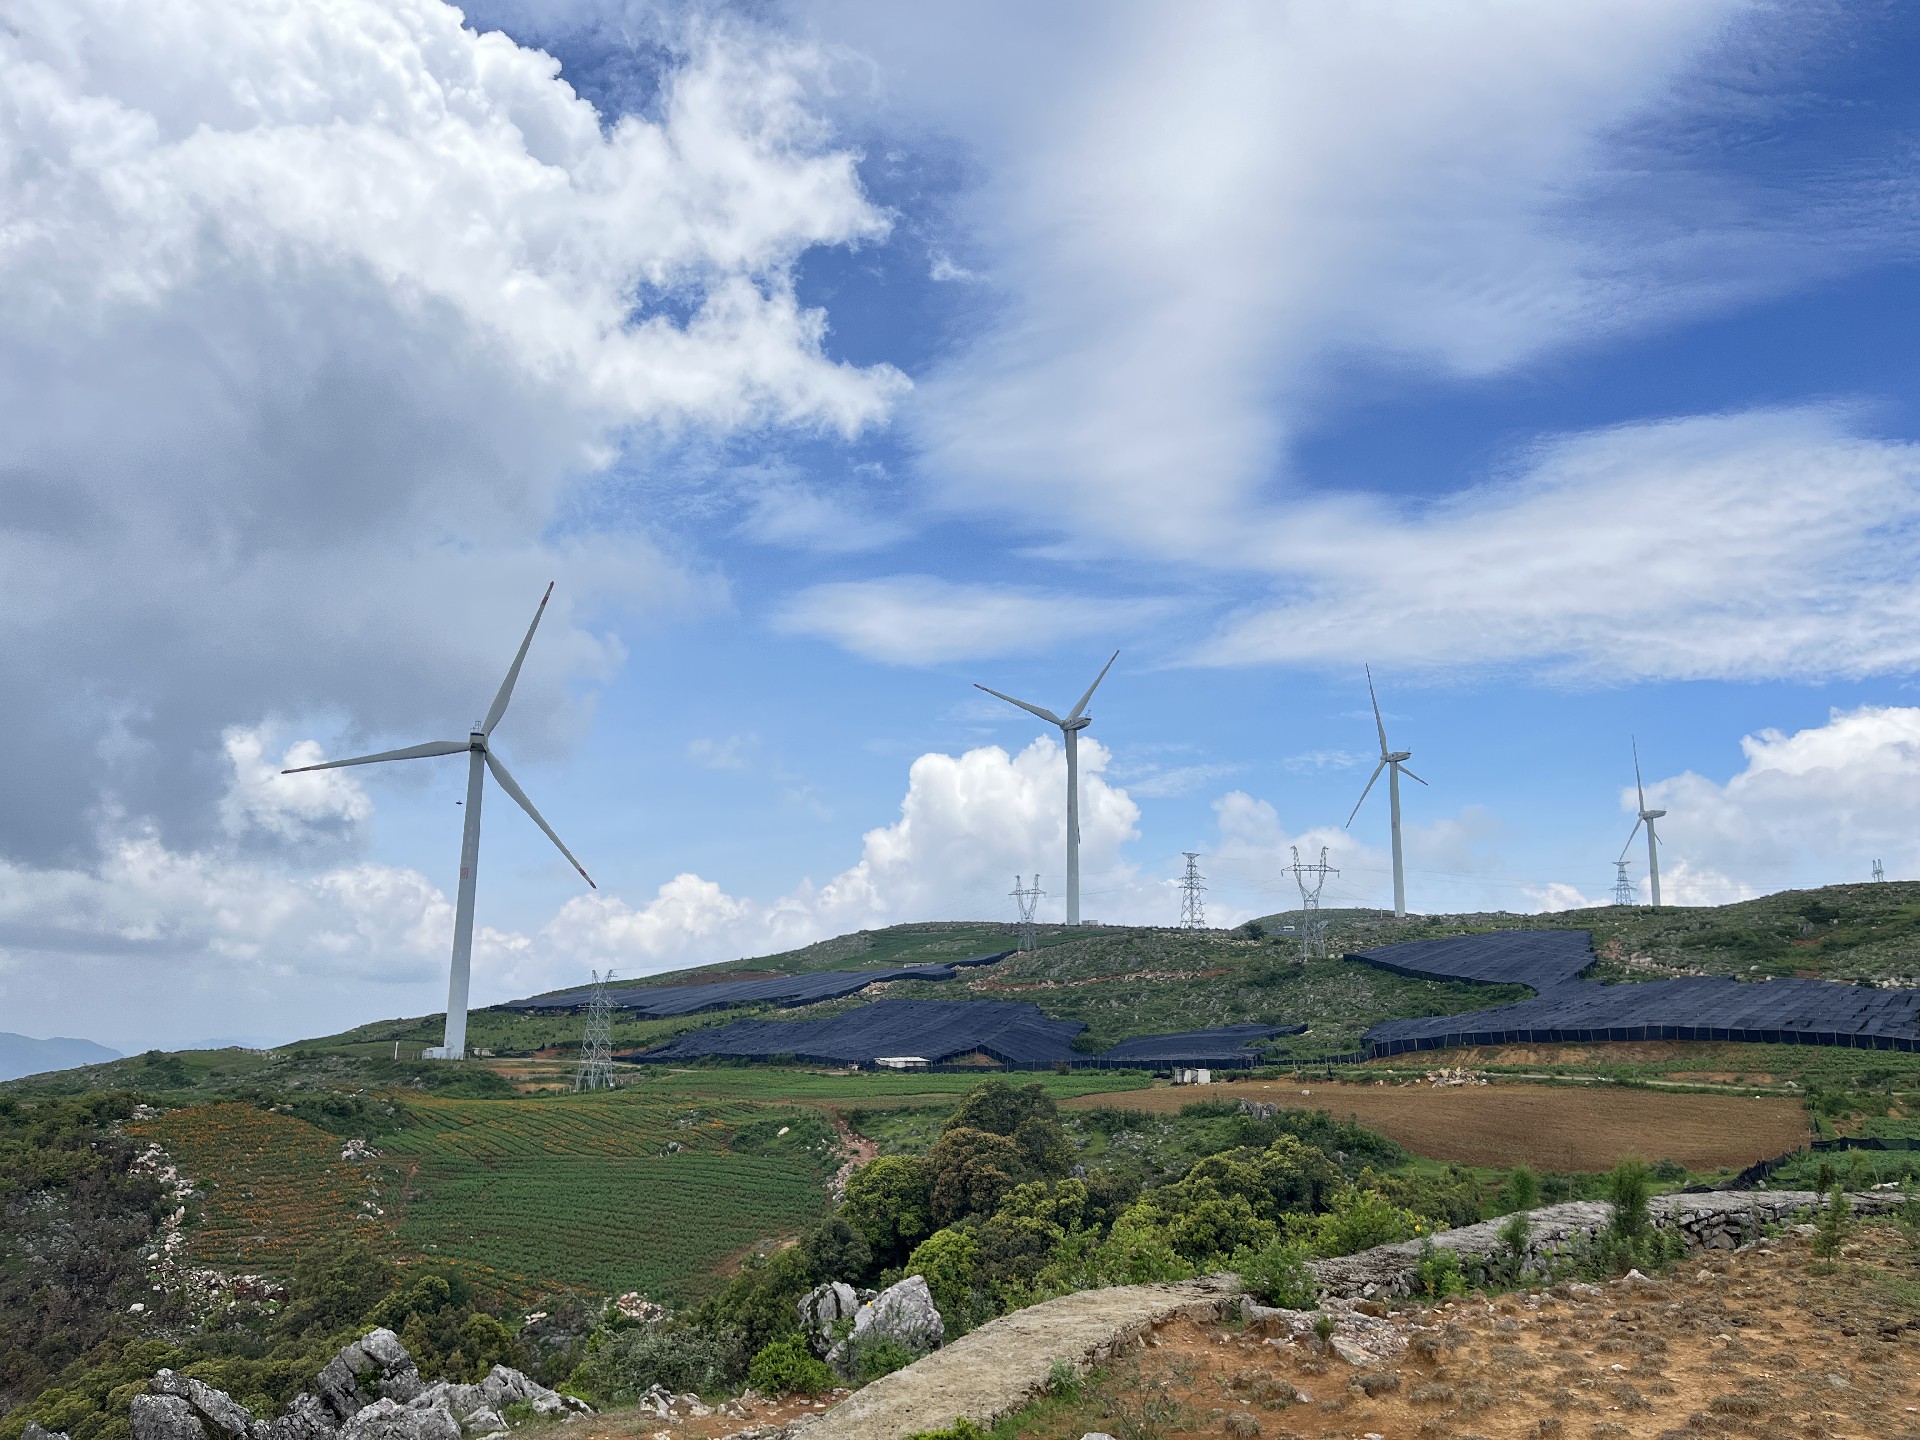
1063 1080 1810 1172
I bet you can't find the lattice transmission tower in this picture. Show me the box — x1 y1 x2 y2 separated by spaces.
1611 860 1636 907
1178 853 1207 929
572 969 617 1092
1874 859 1887 883
1288 845 1338 961
1010 874 1044 952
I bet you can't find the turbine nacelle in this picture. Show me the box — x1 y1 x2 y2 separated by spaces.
1642 808 1667 821
1387 750 1412 764
1065 716 1093 732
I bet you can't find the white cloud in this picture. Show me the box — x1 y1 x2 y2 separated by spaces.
0 0 903 861
775 576 1163 664
219 727 373 842
1633 705 1920 896
1203 408 1920 681
537 735 1145 976
735 475 911 553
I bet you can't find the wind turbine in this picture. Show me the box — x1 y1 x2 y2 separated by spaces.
282 584 594 1059
975 652 1117 926
1345 665 1426 919
1621 738 1665 909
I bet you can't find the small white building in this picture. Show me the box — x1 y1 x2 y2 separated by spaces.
873 1055 930 1070
1171 1066 1213 1085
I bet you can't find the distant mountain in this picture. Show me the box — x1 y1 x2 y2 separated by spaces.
0 1032 122 1082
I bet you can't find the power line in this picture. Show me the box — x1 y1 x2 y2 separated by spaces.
1178 852 1206 929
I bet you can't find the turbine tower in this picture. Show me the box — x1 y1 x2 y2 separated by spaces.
976 652 1117 926
283 584 595 1059
1345 665 1426 919
1620 738 1665 910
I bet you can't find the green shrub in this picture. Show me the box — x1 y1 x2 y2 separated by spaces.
1607 1158 1652 1241
1232 1238 1316 1309
570 1326 733 1402
906 1227 980 1320
1297 1188 1421 1258
1812 1187 1853 1261
1504 1165 1541 1213
905 1419 990 1440
746 1335 834 1397
1414 1238 1466 1300
1044 1358 1081 1400
849 1336 920 1384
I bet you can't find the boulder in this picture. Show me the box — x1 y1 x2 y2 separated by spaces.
264 1395 337 1440
318 1331 425 1422
26 1425 74 1440
132 1395 210 1440
476 1364 583 1418
150 1372 257 1440
850 1275 944 1354
340 1400 459 1440
798 1282 859 1357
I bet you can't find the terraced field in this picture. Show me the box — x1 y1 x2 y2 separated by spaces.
128 1103 381 1268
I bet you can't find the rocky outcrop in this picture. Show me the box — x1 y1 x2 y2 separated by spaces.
1309 1189 1902 1301
849 1276 943 1355
317 1330 424 1422
132 1331 586 1440
24 1426 72 1440
798 1282 860 1357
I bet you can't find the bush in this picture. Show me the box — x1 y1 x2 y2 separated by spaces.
1414 1238 1466 1299
1299 1188 1421 1258
1504 1165 1541 1213
949 1081 1059 1137
905 1420 990 1440
926 1128 1031 1227
906 1228 980 1321
746 1335 833 1398
1812 1187 1853 1261
848 1336 920 1384
802 1218 873 1284
1232 1238 1316 1309
571 1326 733 1402
1607 1159 1652 1242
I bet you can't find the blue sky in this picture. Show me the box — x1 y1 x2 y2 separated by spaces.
5 0 1920 1049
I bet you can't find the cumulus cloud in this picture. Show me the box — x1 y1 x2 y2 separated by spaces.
537 736 1143 976
0 0 902 860
1633 705 1920 896
775 576 1164 664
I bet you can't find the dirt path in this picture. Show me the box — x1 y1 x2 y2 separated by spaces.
799 1278 1238 1440
1064 1080 1811 1172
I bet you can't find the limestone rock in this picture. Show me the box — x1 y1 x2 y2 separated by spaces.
340 1400 460 1440
27 1424 74 1440
133 1395 211 1440
318 1331 425 1422
264 1394 337 1440
150 1371 256 1440
851 1275 944 1354
476 1364 584 1417
798 1282 860 1356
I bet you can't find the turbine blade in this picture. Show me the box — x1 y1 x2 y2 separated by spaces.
483 582 554 735
1345 760 1387 827
485 750 595 888
1619 816 1644 862
282 739 468 773
1066 650 1119 722
974 684 1063 727
1398 763 1429 787
1632 736 1647 813
1366 663 1389 757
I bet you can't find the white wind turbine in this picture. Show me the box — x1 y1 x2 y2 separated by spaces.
1345 665 1426 919
975 652 1118 927
282 584 595 1059
1621 738 1666 909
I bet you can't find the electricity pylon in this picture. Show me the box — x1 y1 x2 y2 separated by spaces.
1010 875 1044 952
1288 846 1337 961
1611 860 1636 907
572 969 617 1092
1178 853 1207 929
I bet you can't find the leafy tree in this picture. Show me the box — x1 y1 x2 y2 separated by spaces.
1295 1188 1421 1258
746 1335 833 1398
927 1128 1030 1227
948 1081 1059 1138
1504 1165 1541 1213
840 1156 933 1267
905 1228 980 1320
686 1245 815 1371
801 1217 872 1284
282 1241 396 1337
